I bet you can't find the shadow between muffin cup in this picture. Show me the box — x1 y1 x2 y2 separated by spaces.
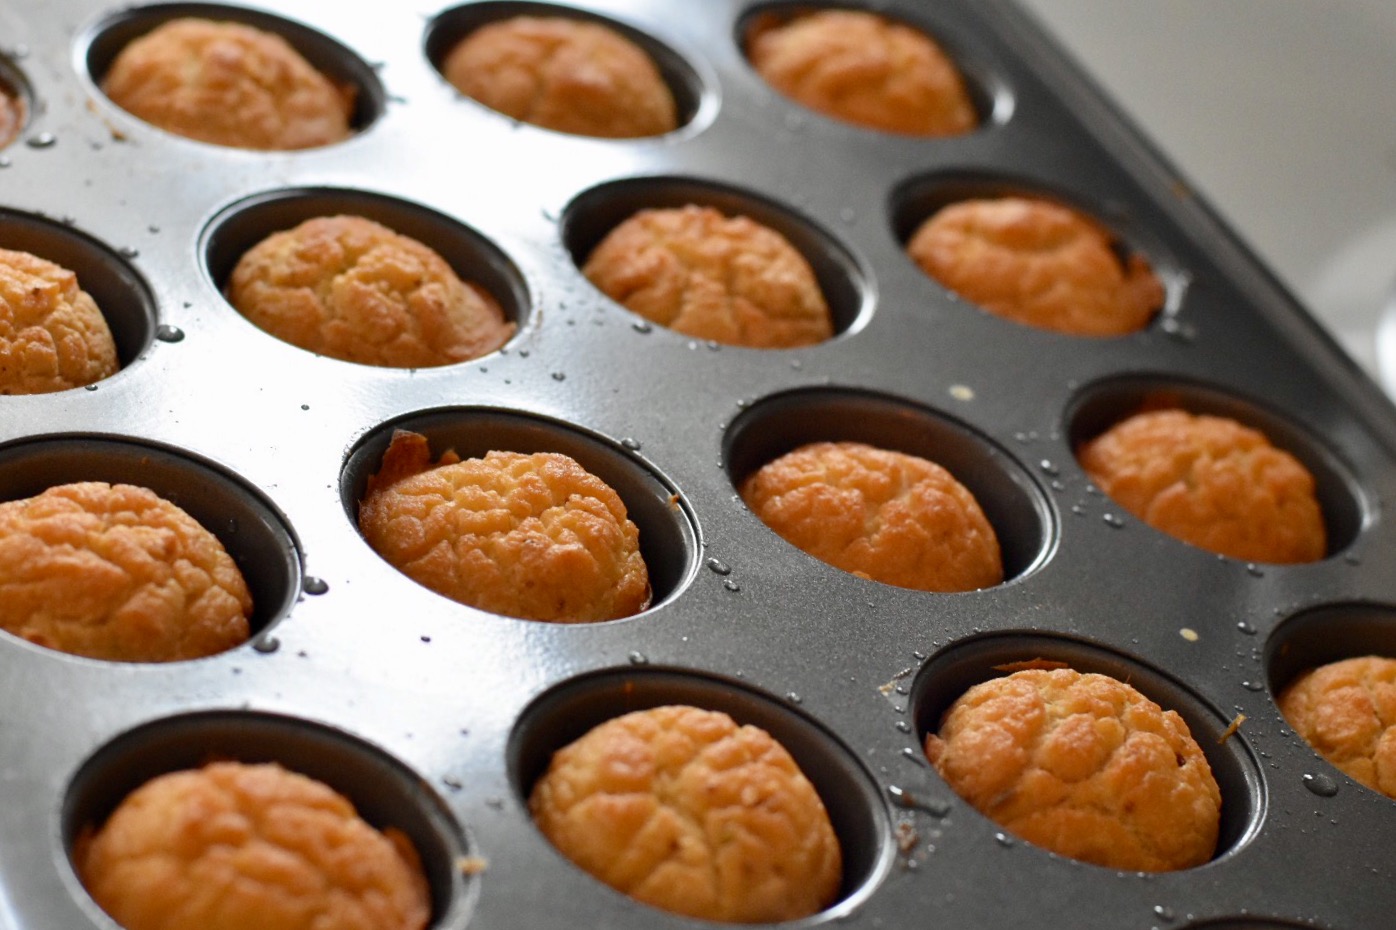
507 666 893 921
911 632 1265 867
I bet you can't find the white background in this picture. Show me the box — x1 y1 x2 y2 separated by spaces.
1018 0 1396 386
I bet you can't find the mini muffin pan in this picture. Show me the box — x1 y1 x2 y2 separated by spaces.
3 1 1396 928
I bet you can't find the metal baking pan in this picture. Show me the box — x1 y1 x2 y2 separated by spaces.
2 1 1395 928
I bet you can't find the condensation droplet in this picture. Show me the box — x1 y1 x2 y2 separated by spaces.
1237 621 1257 635
252 636 280 654
627 651 649 666
894 720 912 734
1246 563 1264 578
1153 905 1176 922
302 576 329 595
1303 773 1339 797
84 384 98 392
1103 512 1125 528
1344 553 1362 566
786 692 802 704
789 358 803 370
706 557 731 576
26 132 56 149
722 579 740 592
0 156 11 168
1241 680 1265 692
551 371 565 381
994 832 1014 848
1071 504 1086 516
1038 459 1059 476
621 437 641 451
119 246 139 259
631 320 652 334
155 324 184 343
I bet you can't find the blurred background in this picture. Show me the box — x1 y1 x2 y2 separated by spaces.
1018 0 1396 392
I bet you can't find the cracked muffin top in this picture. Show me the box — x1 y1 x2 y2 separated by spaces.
529 704 842 922
0 247 119 395
0 481 251 662
78 761 430 930
1077 408 1325 563
925 667 1221 872
358 430 649 623
1279 655 1396 799
443 15 677 138
907 196 1164 336
740 440 1002 592
747 9 976 137
582 204 833 348
228 215 513 368
101 18 355 151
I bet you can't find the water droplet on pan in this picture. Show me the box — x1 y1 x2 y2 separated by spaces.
1103 512 1125 528
722 579 740 593
631 320 652 334
25 132 55 149
1302 773 1339 797
302 576 329 595
627 651 648 666
705 557 731 576
786 692 802 704
620 437 641 451
1038 459 1059 476
119 246 139 259
252 636 280 654
155 324 184 343
1236 621 1256 635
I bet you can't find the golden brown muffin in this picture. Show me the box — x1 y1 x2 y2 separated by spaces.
0 482 251 662
0 248 119 394
747 9 975 136
78 761 430 930
582 204 833 348
740 441 1002 592
1077 408 1325 563
443 15 677 138
358 430 649 623
906 196 1165 336
530 705 841 923
228 215 514 368
1278 655 1396 798
100 18 354 150
925 667 1221 872
0 85 24 149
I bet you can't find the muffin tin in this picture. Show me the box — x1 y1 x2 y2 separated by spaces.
3 1 1396 928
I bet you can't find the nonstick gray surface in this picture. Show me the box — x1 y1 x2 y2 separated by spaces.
1 1 1394 928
